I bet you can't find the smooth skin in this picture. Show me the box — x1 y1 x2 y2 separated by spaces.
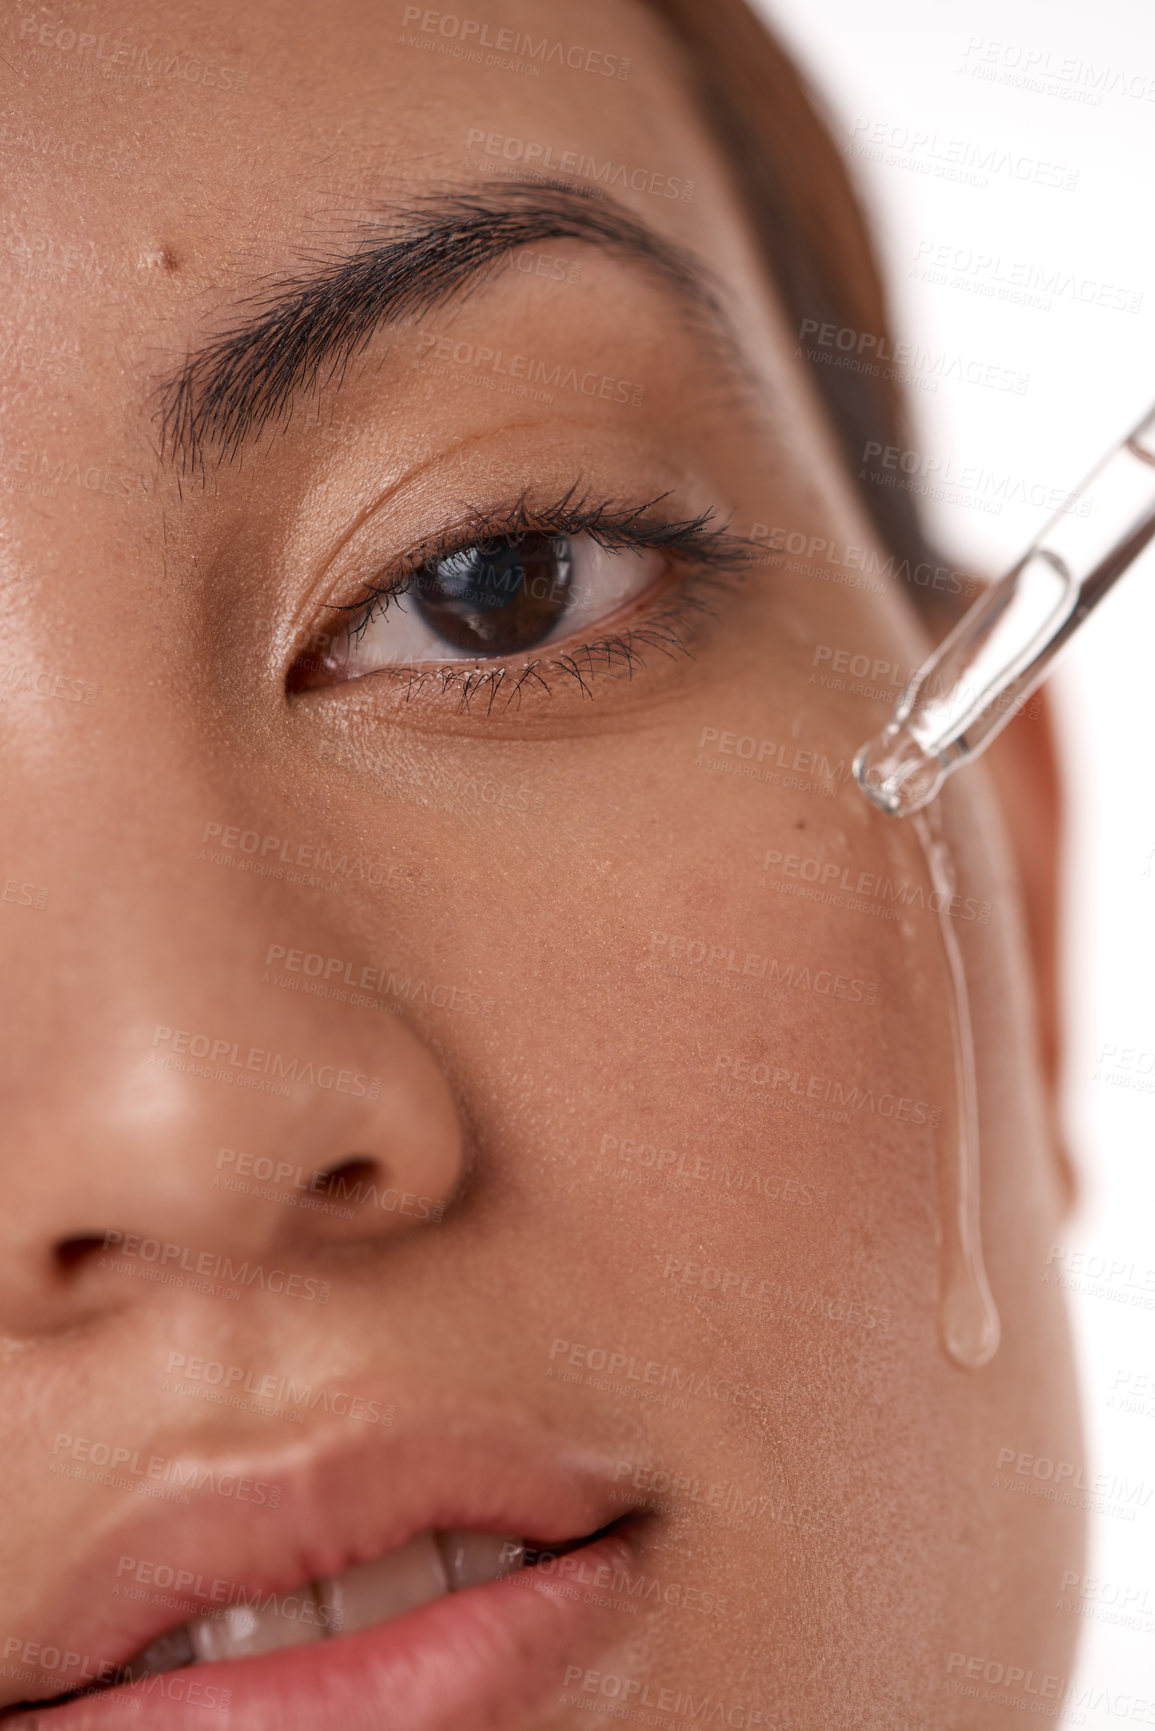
0 0 1081 1724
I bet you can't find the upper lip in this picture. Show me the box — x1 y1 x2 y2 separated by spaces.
2 1408 637 1711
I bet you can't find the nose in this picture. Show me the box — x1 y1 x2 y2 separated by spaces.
0 835 467 1337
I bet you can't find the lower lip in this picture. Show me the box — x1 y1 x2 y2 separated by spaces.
16 1532 632 1731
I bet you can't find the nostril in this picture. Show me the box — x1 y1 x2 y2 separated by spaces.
53 1234 110 1275
310 1157 383 1214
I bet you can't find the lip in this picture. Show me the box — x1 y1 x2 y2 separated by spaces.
2 1416 643 1724
6 1530 633 1730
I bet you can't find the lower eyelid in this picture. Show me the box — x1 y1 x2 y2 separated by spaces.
287 487 755 708
310 565 732 717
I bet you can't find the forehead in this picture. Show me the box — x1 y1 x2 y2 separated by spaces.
4 0 753 381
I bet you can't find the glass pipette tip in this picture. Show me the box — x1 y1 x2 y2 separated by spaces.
855 401 1155 817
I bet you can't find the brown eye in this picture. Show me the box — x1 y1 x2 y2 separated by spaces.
411 533 573 655
293 529 669 690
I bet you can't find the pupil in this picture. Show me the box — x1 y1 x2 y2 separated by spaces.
412 533 573 654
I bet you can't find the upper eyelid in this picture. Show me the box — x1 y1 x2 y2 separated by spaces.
323 491 758 634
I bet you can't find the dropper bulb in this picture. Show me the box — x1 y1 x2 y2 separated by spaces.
853 725 947 817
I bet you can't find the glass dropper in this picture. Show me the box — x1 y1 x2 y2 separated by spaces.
854 402 1155 817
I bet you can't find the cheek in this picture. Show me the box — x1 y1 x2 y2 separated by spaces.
486 693 953 1345
367 575 987 1403
389 664 956 1508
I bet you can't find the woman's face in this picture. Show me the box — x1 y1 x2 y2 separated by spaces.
1 0 1082 1725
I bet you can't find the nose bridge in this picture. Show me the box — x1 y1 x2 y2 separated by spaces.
0 727 465 1326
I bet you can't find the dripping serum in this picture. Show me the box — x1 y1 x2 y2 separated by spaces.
852 399 1155 1370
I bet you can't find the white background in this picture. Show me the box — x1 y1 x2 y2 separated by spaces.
757 0 1155 1711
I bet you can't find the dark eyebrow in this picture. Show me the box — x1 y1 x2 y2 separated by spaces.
160 181 735 470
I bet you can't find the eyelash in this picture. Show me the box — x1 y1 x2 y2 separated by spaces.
320 486 758 714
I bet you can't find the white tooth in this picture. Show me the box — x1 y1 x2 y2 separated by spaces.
188 1590 326 1663
126 1623 196 1678
317 1531 449 1636
436 1530 526 1591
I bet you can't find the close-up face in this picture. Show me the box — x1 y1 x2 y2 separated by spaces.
1 0 1085 1725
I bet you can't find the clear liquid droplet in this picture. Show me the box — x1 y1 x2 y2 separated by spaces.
854 727 948 817
912 811 1001 1371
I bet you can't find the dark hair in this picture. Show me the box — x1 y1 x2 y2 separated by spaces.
643 0 956 621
